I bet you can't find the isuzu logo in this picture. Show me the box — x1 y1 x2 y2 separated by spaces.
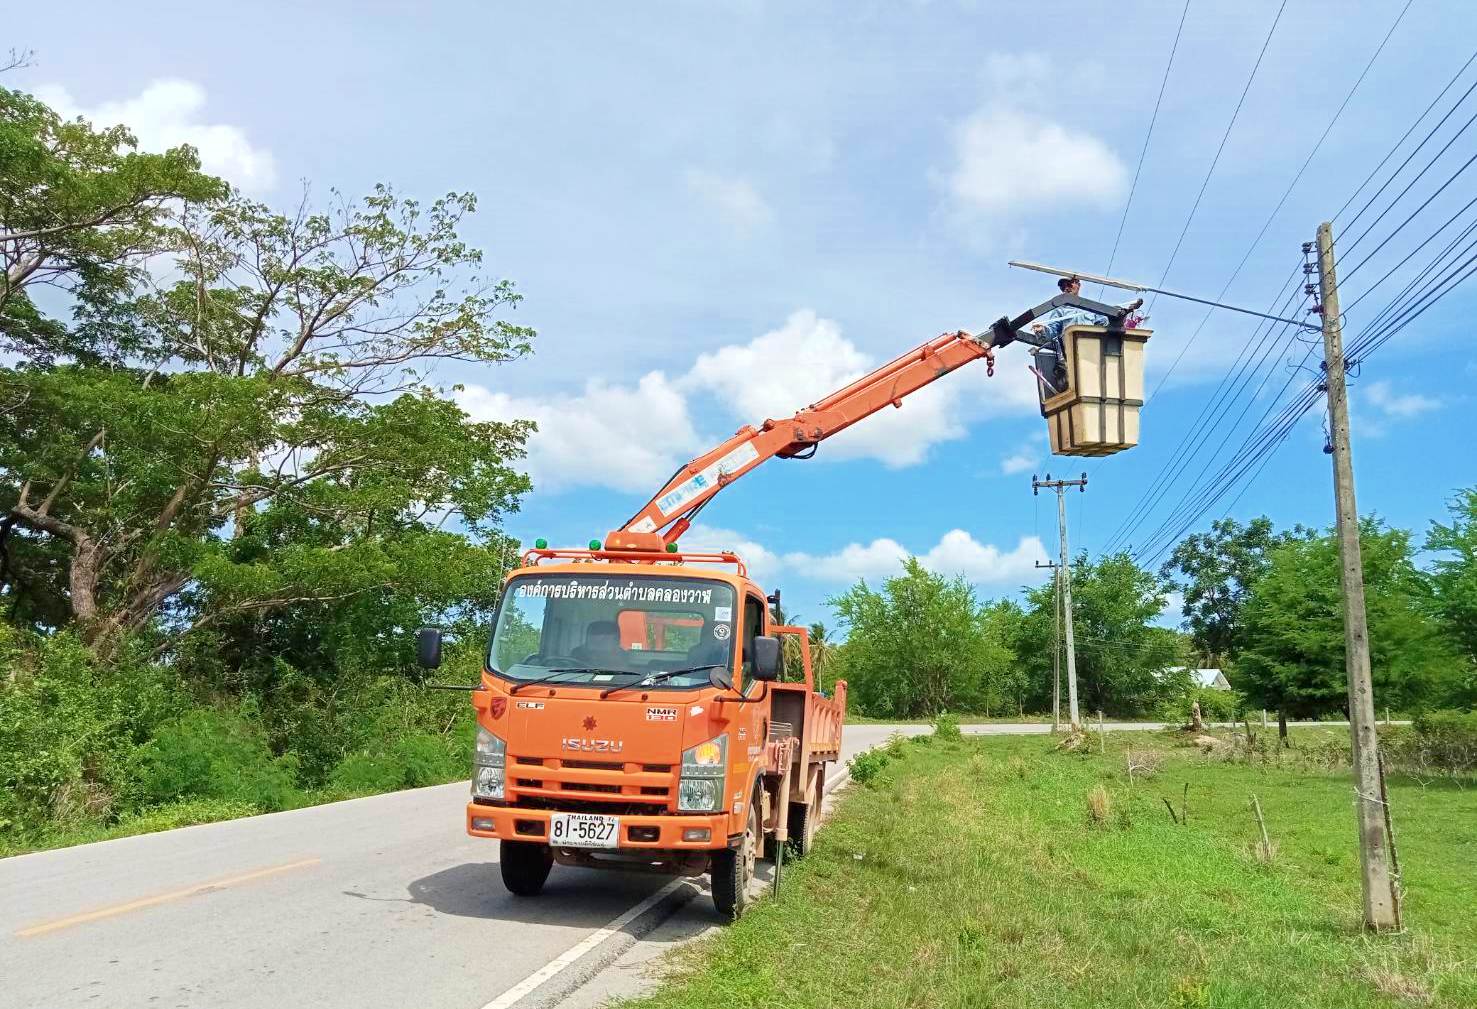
562 738 624 753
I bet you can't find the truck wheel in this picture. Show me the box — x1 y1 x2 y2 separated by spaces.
711 799 759 921
499 840 553 897
786 771 820 858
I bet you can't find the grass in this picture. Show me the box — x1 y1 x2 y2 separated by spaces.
845 713 1056 725
619 728 1477 1009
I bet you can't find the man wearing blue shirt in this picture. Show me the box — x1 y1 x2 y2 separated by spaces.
1030 276 1143 342
1029 277 1143 396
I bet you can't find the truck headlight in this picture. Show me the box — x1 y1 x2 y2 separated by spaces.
678 734 726 811
472 726 507 799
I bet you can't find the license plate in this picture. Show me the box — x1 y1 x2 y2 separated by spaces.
549 812 619 848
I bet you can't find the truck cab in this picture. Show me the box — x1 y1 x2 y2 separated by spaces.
421 546 845 920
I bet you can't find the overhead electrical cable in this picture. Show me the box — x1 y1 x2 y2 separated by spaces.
1103 269 1302 552
1098 0 1192 289
1333 48 1477 224
1145 0 1288 313
1148 0 1416 395
1104 5 1419 552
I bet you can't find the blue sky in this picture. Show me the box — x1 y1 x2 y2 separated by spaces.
10 1 1475 627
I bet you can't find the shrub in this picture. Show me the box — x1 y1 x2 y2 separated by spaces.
848 748 892 787
1410 709 1477 772
0 632 185 837
329 732 464 794
127 708 300 812
1157 686 1243 726
932 712 963 741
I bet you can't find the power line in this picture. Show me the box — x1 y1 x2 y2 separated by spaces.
1334 49 1477 224
1147 0 1415 395
1103 268 1303 552
1098 0 1192 290
1109 23 1466 560
1342 146 1477 283
1190 227 1477 542
1339 82 1477 254
1105 6 1417 551
1146 0 1288 312
1340 195 1477 316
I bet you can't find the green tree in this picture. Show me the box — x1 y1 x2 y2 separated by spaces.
977 599 1028 716
1 85 226 362
1 183 533 654
1427 488 1477 703
1160 517 1302 665
1236 520 1463 726
830 559 987 717
807 621 836 690
1017 552 1186 717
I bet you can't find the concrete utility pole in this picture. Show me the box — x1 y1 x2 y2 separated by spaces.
1314 222 1399 931
1034 473 1087 731
1036 558 1061 731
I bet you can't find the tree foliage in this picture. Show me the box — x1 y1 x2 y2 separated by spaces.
1427 488 1477 683
1017 552 1187 718
0 84 532 848
830 559 990 718
1235 521 1463 718
1 97 535 654
1160 516 1302 666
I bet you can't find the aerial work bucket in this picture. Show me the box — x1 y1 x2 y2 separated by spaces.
1035 324 1150 457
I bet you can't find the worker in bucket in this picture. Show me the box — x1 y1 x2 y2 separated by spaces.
1028 277 1144 395
1030 276 1145 342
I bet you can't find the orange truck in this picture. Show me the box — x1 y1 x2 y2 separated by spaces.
417 289 1149 918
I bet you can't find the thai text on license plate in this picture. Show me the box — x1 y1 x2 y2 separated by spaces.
549 812 619 848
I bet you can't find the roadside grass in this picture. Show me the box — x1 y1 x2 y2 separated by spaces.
846 713 1055 725
620 729 1477 1009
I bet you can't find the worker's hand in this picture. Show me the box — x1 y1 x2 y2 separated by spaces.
1127 298 1144 312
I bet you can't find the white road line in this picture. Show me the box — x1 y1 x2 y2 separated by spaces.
476 878 687 1009
477 752 862 1008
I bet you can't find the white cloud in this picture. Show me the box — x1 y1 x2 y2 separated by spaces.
1362 380 1441 419
36 79 277 192
466 308 1041 497
685 309 1038 468
683 168 773 236
786 530 1048 585
456 371 700 493
679 523 784 583
1000 445 1039 475
944 105 1125 225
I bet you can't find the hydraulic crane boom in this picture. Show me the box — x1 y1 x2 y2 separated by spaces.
605 292 1130 552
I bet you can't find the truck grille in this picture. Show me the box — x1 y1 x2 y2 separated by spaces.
506 753 676 808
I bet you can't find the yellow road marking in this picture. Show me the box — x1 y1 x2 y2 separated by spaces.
15 857 321 938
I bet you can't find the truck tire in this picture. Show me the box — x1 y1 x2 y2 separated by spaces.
499 840 553 897
711 799 759 921
786 770 820 858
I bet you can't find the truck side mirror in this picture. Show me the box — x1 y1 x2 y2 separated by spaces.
416 627 443 669
750 635 781 682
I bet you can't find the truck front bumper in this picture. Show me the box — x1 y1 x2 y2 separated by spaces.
466 803 731 849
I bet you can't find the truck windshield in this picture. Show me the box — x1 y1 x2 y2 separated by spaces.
488 573 737 689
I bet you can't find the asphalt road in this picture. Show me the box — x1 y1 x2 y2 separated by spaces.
0 720 1294 1009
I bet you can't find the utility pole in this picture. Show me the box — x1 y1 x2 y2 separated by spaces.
1313 222 1399 931
1036 558 1061 731
1034 473 1087 731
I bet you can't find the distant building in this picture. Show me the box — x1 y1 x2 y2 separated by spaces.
1167 666 1231 691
